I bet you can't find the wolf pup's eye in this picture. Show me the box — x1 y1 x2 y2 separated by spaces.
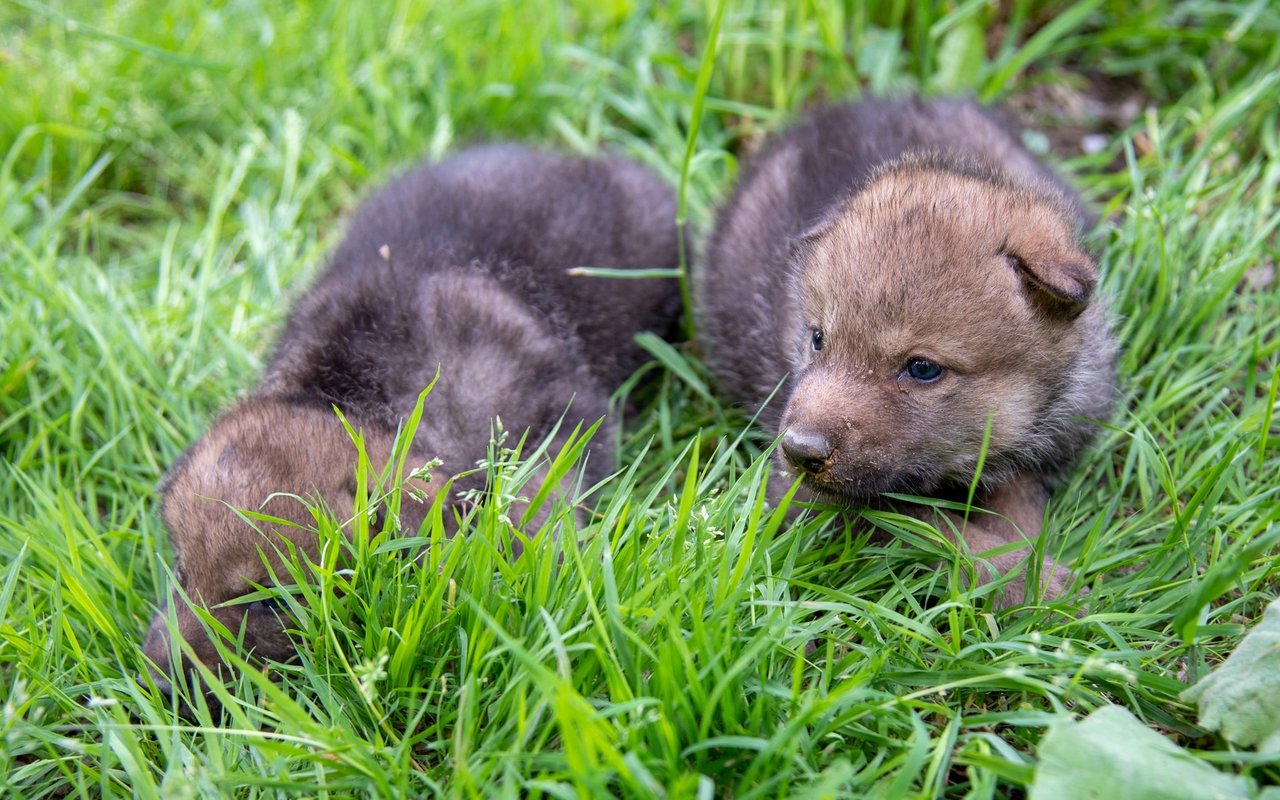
811 329 825 352
904 358 943 382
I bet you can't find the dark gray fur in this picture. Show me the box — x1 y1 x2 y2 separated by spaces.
258 144 681 496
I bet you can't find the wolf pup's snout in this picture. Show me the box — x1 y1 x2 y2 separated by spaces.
139 614 177 697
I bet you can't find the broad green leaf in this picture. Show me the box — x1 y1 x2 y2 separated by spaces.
1030 705 1251 800
1182 597 1280 753
932 19 987 93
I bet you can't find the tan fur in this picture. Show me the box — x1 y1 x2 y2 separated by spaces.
780 167 1108 605
140 401 425 687
701 99 1116 607
783 165 1102 499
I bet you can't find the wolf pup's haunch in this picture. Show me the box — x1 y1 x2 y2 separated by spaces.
142 145 681 695
700 98 1115 606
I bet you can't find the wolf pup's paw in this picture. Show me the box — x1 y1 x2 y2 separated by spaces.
992 555 1075 609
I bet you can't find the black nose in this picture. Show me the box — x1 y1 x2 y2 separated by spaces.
781 429 833 475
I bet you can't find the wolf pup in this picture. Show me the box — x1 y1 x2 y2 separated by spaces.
142 145 681 693
700 98 1115 606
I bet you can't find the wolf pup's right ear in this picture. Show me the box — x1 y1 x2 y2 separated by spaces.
1003 215 1097 318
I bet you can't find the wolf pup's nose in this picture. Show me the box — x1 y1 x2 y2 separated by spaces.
782 429 833 475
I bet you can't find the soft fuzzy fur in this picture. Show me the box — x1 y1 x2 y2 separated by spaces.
700 98 1116 604
142 145 681 691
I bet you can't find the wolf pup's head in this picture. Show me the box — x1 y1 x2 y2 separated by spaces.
139 401 435 698
777 156 1113 503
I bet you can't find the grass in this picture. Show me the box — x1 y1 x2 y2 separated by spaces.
1 0 1278 796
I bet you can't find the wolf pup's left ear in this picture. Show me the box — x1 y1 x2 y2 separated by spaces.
787 208 841 263
1004 214 1097 317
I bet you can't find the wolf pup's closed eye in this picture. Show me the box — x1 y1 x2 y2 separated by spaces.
141 145 682 699
699 97 1116 606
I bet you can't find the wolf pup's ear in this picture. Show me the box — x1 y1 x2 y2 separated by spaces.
1003 217 1097 317
788 209 841 263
